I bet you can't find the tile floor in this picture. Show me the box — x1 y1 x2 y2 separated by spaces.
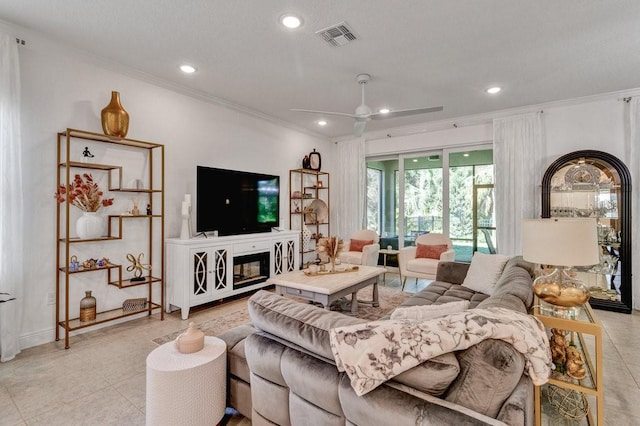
1 273 639 425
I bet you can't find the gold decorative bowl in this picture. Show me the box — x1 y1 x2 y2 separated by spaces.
533 280 590 307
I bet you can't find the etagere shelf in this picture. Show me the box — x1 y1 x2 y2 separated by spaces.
532 300 604 425
289 168 330 267
55 128 165 348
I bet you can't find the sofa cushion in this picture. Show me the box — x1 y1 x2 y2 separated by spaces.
247 290 367 361
216 324 255 383
462 253 510 295
390 300 470 321
490 257 535 310
350 239 373 252
392 353 460 396
406 258 439 276
444 339 526 418
400 281 490 309
416 243 448 259
340 251 363 265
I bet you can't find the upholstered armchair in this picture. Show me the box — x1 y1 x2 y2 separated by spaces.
398 233 456 290
338 230 380 266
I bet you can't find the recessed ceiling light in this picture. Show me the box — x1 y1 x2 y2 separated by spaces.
378 108 390 114
463 153 469 157
412 159 418 163
179 64 197 74
280 14 302 29
486 86 501 94
317 120 327 126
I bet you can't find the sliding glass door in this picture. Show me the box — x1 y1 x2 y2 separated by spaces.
366 146 494 262
366 158 399 250
448 150 494 261
403 154 443 241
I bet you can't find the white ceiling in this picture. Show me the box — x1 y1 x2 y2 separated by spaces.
1 0 640 139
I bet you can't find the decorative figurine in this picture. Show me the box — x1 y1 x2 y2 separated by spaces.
146 204 152 215
127 252 151 282
131 198 140 215
81 147 95 163
69 255 79 271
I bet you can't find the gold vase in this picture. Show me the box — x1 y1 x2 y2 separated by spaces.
101 91 129 138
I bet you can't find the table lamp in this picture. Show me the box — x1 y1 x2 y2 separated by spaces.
522 218 599 309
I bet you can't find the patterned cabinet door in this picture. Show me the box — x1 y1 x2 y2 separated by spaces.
286 239 296 272
274 241 284 275
212 248 228 291
191 248 228 298
192 250 210 297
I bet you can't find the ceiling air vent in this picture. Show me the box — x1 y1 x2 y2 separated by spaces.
316 22 359 47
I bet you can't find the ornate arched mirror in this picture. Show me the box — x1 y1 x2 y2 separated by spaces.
542 150 632 313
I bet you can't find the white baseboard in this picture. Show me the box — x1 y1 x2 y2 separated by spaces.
19 311 152 350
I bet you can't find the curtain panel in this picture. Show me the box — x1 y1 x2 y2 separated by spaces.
334 138 366 240
624 98 640 310
493 112 544 257
0 33 24 362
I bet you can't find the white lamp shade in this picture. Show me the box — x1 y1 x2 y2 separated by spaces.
522 218 600 267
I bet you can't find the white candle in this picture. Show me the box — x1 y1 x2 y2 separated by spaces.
181 200 190 216
184 194 192 206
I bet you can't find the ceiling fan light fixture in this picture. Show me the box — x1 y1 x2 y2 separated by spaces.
179 64 197 74
280 14 303 29
486 86 502 94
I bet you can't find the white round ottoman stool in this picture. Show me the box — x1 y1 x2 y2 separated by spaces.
146 336 227 425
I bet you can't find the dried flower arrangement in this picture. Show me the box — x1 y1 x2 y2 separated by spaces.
316 236 344 269
54 173 114 212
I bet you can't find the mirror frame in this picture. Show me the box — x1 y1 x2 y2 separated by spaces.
541 150 632 314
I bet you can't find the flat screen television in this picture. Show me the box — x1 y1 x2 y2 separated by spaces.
196 166 280 236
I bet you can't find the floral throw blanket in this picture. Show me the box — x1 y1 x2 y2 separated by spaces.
329 307 552 396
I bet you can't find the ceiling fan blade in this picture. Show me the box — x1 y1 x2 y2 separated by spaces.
370 106 444 120
354 120 367 137
291 109 357 118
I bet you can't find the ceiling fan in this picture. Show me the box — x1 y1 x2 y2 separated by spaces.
292 74 443 137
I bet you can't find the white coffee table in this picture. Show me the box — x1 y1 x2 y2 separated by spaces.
268 265 386 315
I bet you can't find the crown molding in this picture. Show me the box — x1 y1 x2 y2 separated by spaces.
358 87 640 143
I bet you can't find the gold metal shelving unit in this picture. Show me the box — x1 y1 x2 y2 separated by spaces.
289 168 330 267
55 128 165 348
532 299 604 425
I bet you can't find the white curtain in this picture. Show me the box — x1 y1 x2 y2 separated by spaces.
493 112 544 256
334 138 366 240
624 97 640 310
0 33 23 362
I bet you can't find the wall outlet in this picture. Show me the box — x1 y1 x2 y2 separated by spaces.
47 293 56 305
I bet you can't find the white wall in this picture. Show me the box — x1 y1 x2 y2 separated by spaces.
14 27 331 348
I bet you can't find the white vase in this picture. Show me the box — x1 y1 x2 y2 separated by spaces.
76 212 103 239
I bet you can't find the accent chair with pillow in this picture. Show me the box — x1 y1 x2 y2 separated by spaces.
338 229 380 266
398 233 455 290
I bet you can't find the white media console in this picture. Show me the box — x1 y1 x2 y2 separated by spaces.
165 230 300 319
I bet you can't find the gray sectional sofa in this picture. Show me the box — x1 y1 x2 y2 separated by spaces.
217 256 536 425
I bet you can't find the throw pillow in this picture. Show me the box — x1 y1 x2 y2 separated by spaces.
415 243 448 259
461 252 510 295
390 300 470 321
350 239 374 252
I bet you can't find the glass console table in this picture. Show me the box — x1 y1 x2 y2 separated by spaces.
532 298 603 425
